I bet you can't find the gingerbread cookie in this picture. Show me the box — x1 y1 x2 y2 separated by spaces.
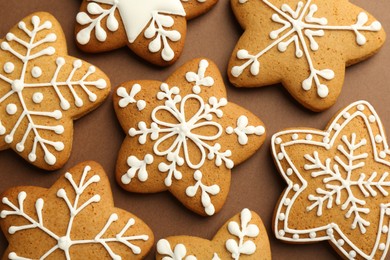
114 58 266 216
228 0 386 111
272 100 390 259
75 0 218 66
156 208 271 259
0 161 154 259
0 12 110 170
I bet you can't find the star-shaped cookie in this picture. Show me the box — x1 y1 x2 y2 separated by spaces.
113 58 266 216
0 161 154 259
272 100 390 259
228 0 386 111
0 12 110 170
156 208 271 259
75 0 218 66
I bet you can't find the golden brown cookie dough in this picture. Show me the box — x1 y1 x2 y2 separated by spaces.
272 100 390 259
228 0 386 111
113 58 266 216
0 12 111 170
75 0 218 66
0 161 154 259
156 208 271 259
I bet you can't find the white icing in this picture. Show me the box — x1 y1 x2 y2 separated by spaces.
185 59 214 94
226 115 265 145
157 239 197 260
129 83 234 186
31 66 42 78
226 208 259 260
117 84 146 110
186 170 220 216
3 62 14 74
32 92 44 104
272 100 390 259
121 154 154 184
6 103 17 115
0 15 107 166
232 0 382 98
1 165 149 259
77 0 186 61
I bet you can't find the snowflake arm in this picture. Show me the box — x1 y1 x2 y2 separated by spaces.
226 209 259 260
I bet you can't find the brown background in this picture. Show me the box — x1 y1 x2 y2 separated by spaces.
0 0 389 259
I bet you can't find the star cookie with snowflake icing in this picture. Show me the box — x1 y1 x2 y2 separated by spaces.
114 58 266 216
228 0 386 111
0 12 110 170
75 0 218 66
156 208 271 259
272 100 390 259
0 161 154 259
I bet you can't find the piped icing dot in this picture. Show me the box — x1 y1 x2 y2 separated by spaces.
278 152 284 160
337 239 344 246
369 115 376 123
275 137 282 144
375 135 383 143
357 104 365 111
286 168 293 176
31 66 42 78
3 62 14 73
32 92 44 104
278 230 285 236
309 232 316 238
292 234 299 240
349 251 356 258
293 184 299 191
333 123 340 131
379 243 386 251
380 151 387 159
306 134 312 141
382 225 389 234
284 198 291 206
292 134 299 140
343 112 350 119
6 103 17 115
279 213 285 221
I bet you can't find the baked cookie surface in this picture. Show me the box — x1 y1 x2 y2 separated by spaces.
272 100 390 259
0 161 154 259
156 208 271 260
0 12 111 170
75 0 218 66
114 58 266 216
229 0 386 111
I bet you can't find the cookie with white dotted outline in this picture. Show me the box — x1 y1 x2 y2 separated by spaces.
272 100 390 259
0 12 110 170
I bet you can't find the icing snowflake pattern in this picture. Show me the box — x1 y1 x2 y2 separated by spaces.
232 0 382 98
0 165 150 259
156 209 266 260
272 101 390 259
0 14 108 168
115 59 265 216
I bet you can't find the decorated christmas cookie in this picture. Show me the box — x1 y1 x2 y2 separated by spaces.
156 208 271 259
0 12 110 170
228 0 386 111
75 0 218 66
0 161 154 259
114 58 266 216
272 100 390 259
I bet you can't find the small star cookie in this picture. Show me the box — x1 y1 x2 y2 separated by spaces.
75 0 218 66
